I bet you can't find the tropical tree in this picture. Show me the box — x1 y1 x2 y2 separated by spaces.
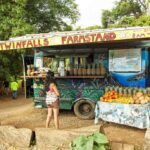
101 0 150 28
25 0 79 33
0 0 79 87
0 0 34 40
0 0 79 40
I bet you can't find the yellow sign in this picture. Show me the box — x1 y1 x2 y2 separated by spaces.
1 27 150 51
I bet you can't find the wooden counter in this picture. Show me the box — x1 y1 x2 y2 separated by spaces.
21 75 105 79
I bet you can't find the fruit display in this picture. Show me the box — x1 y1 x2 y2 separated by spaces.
100 86 150 104
100 91 118 101
132 92 150 104
26 66 48 76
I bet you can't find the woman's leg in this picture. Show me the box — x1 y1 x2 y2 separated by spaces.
53 108 59 129
46 107 53 128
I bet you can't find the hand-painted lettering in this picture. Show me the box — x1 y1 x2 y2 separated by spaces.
38 39 42 46
84 35 90 42
67 36 73 44
0 44 4 50
44 38 49 46
110 32 116 40
27 40 33 47
33 40 39 47
62 36 67 44
16 42 22 49
22 41 26 48
61 32 116 44
79 36 85 43
90 34 96 42
95 33 102 41
5 43 11 49
73 36 79 43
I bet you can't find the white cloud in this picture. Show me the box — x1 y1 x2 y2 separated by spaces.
75 0 118 28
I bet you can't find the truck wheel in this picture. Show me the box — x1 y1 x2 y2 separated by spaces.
74 100 95 120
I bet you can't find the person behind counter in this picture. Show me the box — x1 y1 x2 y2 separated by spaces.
44 71 60 129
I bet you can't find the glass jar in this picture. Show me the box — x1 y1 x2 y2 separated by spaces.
87 64 91 76
27 65 31 76
101 64 106 76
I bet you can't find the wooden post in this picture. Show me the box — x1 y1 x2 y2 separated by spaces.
21 54 27 99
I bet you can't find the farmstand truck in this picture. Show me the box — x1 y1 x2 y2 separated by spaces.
1 26 150 120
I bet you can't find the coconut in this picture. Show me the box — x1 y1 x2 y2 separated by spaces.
138 96 144 101
145 96 150 101
132 95 138 101
130 100 134 104
136 92 143 98
141 100 146 104
135 100 140 104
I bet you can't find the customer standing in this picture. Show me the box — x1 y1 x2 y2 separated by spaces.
44 71 60 129
10 80 19 99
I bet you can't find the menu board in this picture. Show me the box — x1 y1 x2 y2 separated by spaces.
109 49 141 72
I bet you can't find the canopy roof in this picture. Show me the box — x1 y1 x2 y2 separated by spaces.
1 26 150 51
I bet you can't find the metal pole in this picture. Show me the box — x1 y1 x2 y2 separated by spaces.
21 54 27 99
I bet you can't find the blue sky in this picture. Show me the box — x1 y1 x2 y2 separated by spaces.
75 0 118 27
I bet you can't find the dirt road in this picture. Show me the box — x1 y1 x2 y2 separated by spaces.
0 95 93 130
0 95 146 147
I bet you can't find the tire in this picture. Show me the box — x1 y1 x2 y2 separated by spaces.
73 99 96 120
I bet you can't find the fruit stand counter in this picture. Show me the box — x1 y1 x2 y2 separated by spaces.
95 101 150 129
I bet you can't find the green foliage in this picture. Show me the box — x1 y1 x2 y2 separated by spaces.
0 50 27 82
25 0 79 32
0 0 79 87
102 10 112 28
108 15 150 28
0 0 79 40
0 0 35 40
147 0 150 4
136 15 150 25
101 0 149 28
75 25 101 31
84 25 101 30
70 132 109 150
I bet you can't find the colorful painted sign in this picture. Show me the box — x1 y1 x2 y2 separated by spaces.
110 49 149 87
1 27 150 50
